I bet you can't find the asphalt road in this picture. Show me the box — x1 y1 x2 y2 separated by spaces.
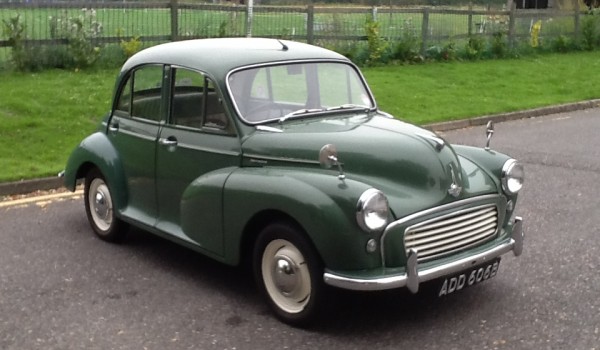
1 108 599 350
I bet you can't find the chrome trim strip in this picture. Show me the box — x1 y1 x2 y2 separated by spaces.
117 128 157 142
243 153 320 165
380 194 501 264
324 217 523 292
177 142 240 157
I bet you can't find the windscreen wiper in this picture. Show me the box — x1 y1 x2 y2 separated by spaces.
279 108 324 123
326 104 371 111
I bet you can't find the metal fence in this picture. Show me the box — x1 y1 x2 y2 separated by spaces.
0 0 586 65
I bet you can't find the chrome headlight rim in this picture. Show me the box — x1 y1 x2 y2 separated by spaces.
501 159 524 195
356 188 390 233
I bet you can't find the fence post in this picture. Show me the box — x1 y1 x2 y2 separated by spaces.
420 7 429 56
468 3 473 37
246 0 254 38
508 2 516 49
170 0 179 41
306 5 314 44
574 0 580 43
372 6 378 22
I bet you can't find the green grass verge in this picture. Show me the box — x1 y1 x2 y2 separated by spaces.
0 69 118 182
366 51 600 124
1 51 599 182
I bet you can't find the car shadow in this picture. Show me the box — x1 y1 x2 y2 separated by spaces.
75 222 508 332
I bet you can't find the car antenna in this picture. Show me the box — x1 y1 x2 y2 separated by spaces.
276 39 288 51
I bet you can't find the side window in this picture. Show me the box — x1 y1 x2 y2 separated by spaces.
171 68 229 131
131 65 164 122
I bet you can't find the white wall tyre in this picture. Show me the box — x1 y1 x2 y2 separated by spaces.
84 168 128 242
253 222 325 327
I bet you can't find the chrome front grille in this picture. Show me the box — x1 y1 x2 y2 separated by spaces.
404 204 499 263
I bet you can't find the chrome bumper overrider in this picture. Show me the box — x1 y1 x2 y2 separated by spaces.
323 217 524 293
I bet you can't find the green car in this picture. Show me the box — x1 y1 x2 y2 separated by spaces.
63 38 524 326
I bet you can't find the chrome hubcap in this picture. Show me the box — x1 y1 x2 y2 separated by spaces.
262 239 311 314
273 256 299 295
94 191 109 220
88 178 113 232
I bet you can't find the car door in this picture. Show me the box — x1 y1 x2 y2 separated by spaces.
155 66 241 255
108 64 165 226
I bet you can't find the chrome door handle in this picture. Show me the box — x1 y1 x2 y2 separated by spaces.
108 123 119 133
159 138 178 146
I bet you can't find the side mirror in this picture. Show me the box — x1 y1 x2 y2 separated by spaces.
319 144 346 180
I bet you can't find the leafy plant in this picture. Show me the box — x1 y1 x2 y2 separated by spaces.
2 14 27 70
391 19 421 63
48 9 103 68
364 17 388 65
120 36 142 58
464 35 485 60
581 11 600 50
424 42 457 61
552 35 571 53
490 31 508 58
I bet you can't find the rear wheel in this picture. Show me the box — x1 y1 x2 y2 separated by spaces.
253 222 325 327
84 168 128 242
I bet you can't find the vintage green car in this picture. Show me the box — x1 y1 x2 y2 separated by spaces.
63 38 524 326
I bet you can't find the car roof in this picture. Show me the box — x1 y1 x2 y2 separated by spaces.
121 38 349 77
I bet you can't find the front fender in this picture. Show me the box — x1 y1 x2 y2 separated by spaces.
64 132 128 210
453 145 512 194
222 168 383 271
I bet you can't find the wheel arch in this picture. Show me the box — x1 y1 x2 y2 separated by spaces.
64 132 129 210
239 210 323 271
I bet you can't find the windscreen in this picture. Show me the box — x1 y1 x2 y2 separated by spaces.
228 62 374 123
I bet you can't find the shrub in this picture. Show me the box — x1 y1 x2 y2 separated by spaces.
48 9 103 68
581 10 600 50
390 19 421 63
364 18 388 65
2 14 27 70
464 35 485 60
490 31 508 58
552 35 572 53
120 36 142 58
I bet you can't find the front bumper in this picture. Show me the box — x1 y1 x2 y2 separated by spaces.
323 217 523 293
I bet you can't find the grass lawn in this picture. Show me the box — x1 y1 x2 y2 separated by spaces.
1 51 600 182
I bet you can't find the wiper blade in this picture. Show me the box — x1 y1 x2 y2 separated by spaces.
326 104 371 111
279 108 323 123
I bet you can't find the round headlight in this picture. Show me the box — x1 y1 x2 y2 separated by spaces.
356 189 390 232
502 159 524 195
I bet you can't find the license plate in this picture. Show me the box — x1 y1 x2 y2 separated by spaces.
438 258 501 297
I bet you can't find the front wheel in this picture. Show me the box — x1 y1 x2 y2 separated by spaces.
253 222 325 327
84 168 128 242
